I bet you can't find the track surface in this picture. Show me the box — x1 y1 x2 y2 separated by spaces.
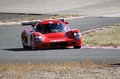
0 17 120 64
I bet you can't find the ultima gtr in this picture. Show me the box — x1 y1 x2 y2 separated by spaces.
21 19 82 49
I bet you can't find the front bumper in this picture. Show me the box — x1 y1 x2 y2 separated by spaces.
34 38 82 49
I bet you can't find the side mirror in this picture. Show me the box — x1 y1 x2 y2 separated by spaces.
65 21 69 24
32 24 36 27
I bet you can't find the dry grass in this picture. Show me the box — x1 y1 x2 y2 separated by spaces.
83 25 120 47
0 13 80 22
0 62 119 79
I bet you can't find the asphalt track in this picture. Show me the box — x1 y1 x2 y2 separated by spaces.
0 17 120 64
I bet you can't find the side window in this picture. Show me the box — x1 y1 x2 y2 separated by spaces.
36 25 42 32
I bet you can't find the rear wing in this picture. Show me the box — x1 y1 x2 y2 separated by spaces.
21 19 65 26
21 21 41 26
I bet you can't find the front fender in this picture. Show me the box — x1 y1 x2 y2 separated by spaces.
72 29 80 33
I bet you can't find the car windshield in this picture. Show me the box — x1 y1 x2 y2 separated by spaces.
37 23 66 34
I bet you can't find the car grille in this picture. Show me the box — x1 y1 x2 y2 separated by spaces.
50 42 68 48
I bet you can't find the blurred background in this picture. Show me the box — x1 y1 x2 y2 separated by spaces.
0 0 120 17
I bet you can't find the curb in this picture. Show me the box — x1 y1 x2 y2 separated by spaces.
82 45 120 49
81 26 114 36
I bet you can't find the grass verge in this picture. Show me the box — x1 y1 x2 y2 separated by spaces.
83 24 120 47
1 62 119 79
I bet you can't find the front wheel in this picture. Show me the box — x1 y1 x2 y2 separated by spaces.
74 46 81 49
22 40 29 49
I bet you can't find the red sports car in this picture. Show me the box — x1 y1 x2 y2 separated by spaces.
21 19 82 49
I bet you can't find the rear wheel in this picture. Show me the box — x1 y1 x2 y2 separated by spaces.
30 36 35 50
21 34 28 49
74 46 81 49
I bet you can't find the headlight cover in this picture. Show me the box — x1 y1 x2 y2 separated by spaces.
74 32 81 40
35 36 42 42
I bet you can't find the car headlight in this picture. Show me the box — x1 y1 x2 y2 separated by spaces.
74 32 81 40
35 36 42 42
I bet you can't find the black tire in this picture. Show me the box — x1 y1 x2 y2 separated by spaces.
30 36 35 50
74 46 81 49
21 34 30 49
23 45 30 49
